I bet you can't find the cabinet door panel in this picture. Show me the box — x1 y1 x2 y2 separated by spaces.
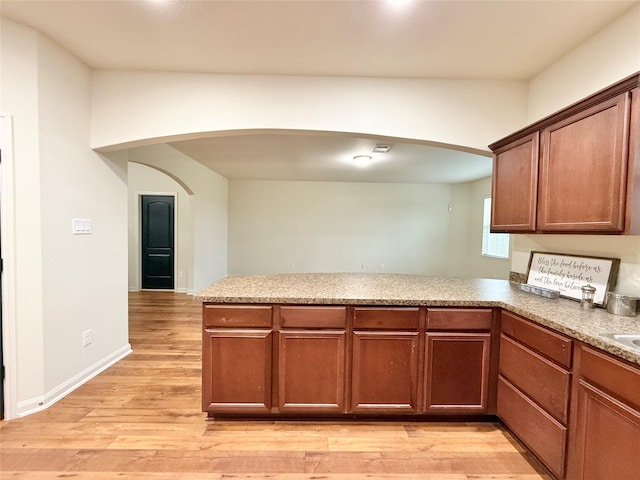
278 330 345 412
498 376 567 479
499 335 570 423
491 132 539 232
202 329 272 413
538 92 630 232
425 333 491 412
351 331 420 413
572 380 640 480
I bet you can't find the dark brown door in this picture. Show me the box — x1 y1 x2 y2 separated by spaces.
141 195 174 289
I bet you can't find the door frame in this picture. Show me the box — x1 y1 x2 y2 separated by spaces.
137 192 178 292
1 113 17 419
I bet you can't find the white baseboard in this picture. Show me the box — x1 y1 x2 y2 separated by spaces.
16 344 132 418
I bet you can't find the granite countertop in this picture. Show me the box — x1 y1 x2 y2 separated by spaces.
194 273 640 366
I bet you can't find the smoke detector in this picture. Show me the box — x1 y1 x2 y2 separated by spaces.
372 144 391 153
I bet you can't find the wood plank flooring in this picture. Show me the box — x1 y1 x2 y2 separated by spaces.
0 291 552 479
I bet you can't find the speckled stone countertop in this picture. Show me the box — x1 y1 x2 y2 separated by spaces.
194 273 640 366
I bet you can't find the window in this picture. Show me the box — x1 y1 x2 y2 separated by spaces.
482 197 509 259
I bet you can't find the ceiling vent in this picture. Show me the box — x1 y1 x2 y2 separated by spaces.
372 144 391 153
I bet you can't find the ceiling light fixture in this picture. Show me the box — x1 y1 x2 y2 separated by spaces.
353 155 373 168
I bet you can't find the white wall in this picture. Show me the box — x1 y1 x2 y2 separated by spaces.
448 177 511 279
229 180 453 275
127 144 228 291
127 162 193 293
1 19 45 411
91 72 527 153
512 4 640 296
1 19 130 417
527 4 640 123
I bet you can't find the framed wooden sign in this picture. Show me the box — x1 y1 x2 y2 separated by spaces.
525 251 619 306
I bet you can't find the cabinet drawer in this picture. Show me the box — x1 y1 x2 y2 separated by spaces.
497 376 567 480
501 310 572 368
203 304 272 328
579 346 640 410
353 307 419 330
427 308 492 331
499 335 570 423
280 306 346 328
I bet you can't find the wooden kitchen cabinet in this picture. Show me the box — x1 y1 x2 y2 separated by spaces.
351 307 421 413
491 132 539 232
202 304 273 414
277 306 347 413
424 308 494 413
425 333 491 412
202 329 273 413
498 311 573 479
568 345 640 480
538 93 630 232
489 73 640 234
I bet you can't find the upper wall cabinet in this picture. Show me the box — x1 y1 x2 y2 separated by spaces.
489 73 640 235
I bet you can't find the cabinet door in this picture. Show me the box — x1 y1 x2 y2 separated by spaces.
351 331 420 413
425 333 491 412
202 329 272 414
491 132 539 232
572 380 640 480
538 92 631 232
278 330 345 413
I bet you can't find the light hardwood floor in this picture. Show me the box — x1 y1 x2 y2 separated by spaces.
0 291 552 479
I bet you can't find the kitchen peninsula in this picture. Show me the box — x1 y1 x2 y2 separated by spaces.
195 273 640 480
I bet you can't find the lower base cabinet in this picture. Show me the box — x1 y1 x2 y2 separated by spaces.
569 346 640 480
351 330 420 413
498 376 567 479
202 329 272 413
278 330 346 413
425 333 491 412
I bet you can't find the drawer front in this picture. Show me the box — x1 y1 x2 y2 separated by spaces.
280 306 346 328
579 345 640 410
501 310 572 368
204 304 272 328
497 376 567 480
427 308 492 331
353 307 419 330
499 335 570 423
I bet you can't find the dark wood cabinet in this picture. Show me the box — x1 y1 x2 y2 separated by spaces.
425 333 491 412
351 307 421 413
498 311 572 479
202 304 273 414
489 73 640 234
277 329 346 413
351 330 420 413
568 346 640 480
425 308 494 413
491 132 539 232
538 93 630 232
202 329 272 413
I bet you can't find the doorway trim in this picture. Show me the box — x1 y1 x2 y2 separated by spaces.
1 113 18 419
136 191 178 292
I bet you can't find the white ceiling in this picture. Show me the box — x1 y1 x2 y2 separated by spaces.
2 0 636 183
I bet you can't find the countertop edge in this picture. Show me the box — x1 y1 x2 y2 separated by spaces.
194 275 640 366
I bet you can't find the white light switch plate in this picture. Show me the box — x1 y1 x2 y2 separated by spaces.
72 218 92 235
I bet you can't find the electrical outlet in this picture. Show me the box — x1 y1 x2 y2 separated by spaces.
82 329 92 347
